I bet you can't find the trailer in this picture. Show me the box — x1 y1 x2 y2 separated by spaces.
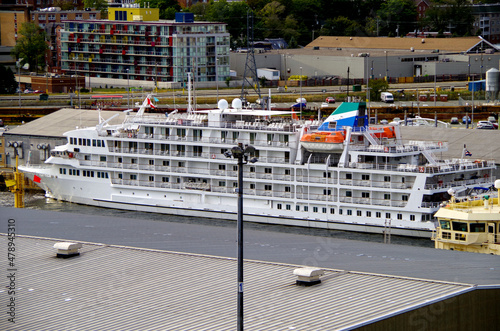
257 68 280 81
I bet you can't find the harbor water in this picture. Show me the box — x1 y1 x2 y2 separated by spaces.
0 191 432 248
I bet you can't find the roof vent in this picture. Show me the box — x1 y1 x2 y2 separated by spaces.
293 267 324 286
54 242 82 258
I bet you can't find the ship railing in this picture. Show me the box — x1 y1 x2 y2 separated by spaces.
420 201 441 209
424 176 496 190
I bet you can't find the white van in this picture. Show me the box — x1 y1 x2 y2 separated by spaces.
381 92 394 103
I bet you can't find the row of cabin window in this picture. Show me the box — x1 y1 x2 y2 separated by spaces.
275 203 414 220
59 167 108 178
70 137 106 148
440 220 487 232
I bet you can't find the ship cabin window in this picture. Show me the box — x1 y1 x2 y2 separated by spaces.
304 206 309 212
452 221 468 232
233 132 239 140
163 161 169 166
285 169 291 175
250 167 255 173
384 193 391 200
323 189 331 195
250 132 256 144
376 212 381 218
265 184 272 190
59 168 66 174
131 159 137 164
87 139 91 146
149 176 154 182
221 131 227 141
82 139 87 146
402 195 408 201
145 143 153 151
339 209 343 215
323 172 331 178
277 204 282 210
328 121 337 130
313 207 318 212
149 159 154 165
410 215 415 221
233 165 238 171
397 213 403 220
287 205 292 211
347 210 352 215
219 181 226 187
233 182 238 188
362 192 370 198
130 174 137 180
219 164 226 170
267 134 273 144
357 210 362 216
250 184 255 189
178 162 185 167
296 205 300 211
78 138 82 145
145 126 154 136
100 156 106 162
470 223 486 232
118 157 122 163
265 168 272 174
346 191 352 197
330 208 335 214
162 177 169 182
118 174 123 179
285 186 291 192
346 173 352 180
177 128 186 138
362 174 370 180
366 211 371 217
384 176 391 182
85 155 90 161
386 212 391 219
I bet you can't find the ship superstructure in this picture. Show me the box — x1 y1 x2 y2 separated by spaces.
19 96 496 237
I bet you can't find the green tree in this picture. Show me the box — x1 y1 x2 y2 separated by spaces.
258 1 286 38
53 0 76 10
321 17 363 36
84 0 108 14
377 0 417 36
368 79 389 101
0 65 17 94
136 0 180 20
11 22 48 74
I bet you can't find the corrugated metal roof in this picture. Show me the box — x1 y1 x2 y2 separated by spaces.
2 235 474 330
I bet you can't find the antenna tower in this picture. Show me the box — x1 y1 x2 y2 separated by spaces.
240 11 262 105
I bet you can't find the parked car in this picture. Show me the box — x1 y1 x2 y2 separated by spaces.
380 119 389 125
477 121 496 130
325 96 336 103
450 117 459 124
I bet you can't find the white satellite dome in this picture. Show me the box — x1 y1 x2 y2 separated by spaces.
231 98 243 109
218 99 229 111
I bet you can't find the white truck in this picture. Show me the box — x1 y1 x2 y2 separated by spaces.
380 92 394 103
257 68 280 81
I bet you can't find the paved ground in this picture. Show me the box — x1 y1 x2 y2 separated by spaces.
2 206 499 285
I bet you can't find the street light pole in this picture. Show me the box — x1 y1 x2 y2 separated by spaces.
17 61 21 108
224 144 257 331
216 57 219 103
300 66 303 121
126 68 130 108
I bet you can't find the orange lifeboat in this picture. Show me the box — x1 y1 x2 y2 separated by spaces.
369 126 396 139
300 131 345 152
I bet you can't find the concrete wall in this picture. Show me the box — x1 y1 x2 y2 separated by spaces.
230 52 500 81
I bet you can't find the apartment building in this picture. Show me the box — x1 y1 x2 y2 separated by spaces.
59 7 230 85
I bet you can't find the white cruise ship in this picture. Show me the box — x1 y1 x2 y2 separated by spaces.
19 96 496 238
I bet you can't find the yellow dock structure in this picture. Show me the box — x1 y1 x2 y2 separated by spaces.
5 155 25 208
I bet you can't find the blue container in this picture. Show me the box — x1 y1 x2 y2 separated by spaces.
175 13 194 23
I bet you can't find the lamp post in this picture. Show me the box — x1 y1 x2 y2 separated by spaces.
216 57 219 103
224 144 258 331
126 68 130 108
17 61 21 108
300 66 303 121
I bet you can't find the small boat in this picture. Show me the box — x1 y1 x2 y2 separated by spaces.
300 131 346 152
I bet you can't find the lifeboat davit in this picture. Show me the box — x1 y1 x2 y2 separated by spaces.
300 131 346 152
